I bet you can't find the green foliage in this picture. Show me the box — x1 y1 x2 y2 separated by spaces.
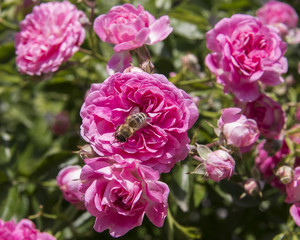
0 0 300 239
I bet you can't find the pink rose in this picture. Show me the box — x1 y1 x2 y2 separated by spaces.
290 202 300 227
93 4 173 52
205 14 287 102
80 71 198 173
0 218 56 240
235 94 285 139
255 139 289 190
15 1 86 76
205 150 235 182
285 167 300 203
56 165 84 209
218 108 260 147
79 155 169 237
257 1 298 31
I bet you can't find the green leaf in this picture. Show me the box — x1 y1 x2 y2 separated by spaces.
193 183 205 208
171 164 192 212
0 42 15 63
170 18 204 40
0 186 19 220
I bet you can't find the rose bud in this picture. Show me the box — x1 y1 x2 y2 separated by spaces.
218 108 260 148
276 165 294 184
205 150 235 182
243 178 260 196
75 144 98 160
56 165 84 209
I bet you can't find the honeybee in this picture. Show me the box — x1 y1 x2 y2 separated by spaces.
114 111 149 143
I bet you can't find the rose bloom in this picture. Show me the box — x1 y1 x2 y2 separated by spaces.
93 3 173 52
285 167 300 203
15 1 86 76
290 202 300 227
0 218 55 240
205 150 235 182
255 139 290 190
218 108 260 148
80 71 198 173
205 14 287 102
56 165 84 209
257 1 298 34
79 155 169 238
235 94 285 139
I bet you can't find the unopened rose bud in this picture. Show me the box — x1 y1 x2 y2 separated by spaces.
244 178 260 196
218 108 260 148
56 165 85 209
205 150 235 182
276 165 294 184
141 60 154 74
75 144 98 159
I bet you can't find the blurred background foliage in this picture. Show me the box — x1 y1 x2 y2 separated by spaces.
0 0 300 239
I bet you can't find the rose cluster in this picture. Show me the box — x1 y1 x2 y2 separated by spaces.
204 0 300 227
48 2 198 238
0 218 55 240
14 0 300 236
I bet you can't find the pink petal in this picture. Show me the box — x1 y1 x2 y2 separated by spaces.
146 15 173 45
107 51 132 75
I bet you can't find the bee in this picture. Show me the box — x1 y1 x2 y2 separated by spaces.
114 111 149 143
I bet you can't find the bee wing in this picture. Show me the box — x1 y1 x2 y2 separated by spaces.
129 106 140 115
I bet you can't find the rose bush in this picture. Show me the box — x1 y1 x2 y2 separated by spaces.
79 155 169 237
218 108 260 147
80 71 198 173
15 1 86 75
205 14 287 102
0 218 56 240
93 3 173 52
56 165 84 209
